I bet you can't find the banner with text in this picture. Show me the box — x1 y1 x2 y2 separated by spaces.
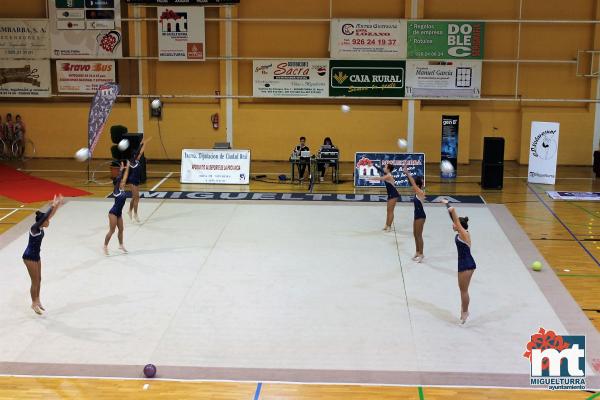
158 7 205 61
0 60 51 97
406 60 481 98
441 115 459 178
330 60 405 97
407 21 484 59
354 152 425 188
0 20 50 59
181 149 251 184
126 0 239 4
48 0 122 59
253 60 329 97
57 60 115 93
330 19 407 59
528 121 560 185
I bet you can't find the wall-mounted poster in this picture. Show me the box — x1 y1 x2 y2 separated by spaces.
330 19 407 59
57 60 115 93
126 0 239 3
253 60 329 97
0 20 50 59
0 60 51 97
405 60 482 98
48 0 122 59
329 60 405 97
407 21 484 59
158 7 205 61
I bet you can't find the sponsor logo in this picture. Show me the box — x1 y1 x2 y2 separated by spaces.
333 71 348 85
0 65 41 87
96 30 121 53
530 129 558 160
187 43 203 59
60 62 113 72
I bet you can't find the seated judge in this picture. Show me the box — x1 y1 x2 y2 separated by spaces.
318 137 338 182
293 136 310 180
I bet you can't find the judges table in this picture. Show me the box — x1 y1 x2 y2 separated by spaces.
290 155 339 184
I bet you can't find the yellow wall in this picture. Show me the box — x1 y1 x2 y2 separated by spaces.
1 0 599 165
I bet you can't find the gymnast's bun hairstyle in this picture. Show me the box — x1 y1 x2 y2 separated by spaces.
414 176 424 189
385 164 395 173
459 216 469 230
35 211 44 222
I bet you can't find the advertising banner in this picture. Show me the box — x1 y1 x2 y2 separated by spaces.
253 60 329 97
528 121 560 185
0 60 51 97
406 60 481 98
330 60 405 97
354 152 425 188
57 60 115 93
547 192 600 201
158 7 205 61
126 0 239 4
330 19 407 59
181 149 251 184
48 0 122 59
407 21 484 59
0 20 50 59
87 82 119 154
441 115 459 178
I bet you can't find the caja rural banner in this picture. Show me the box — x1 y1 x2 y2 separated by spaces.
330 60 405 97
405 60 481 98
48 0 122 59
441 115 459 179
0 20 50 59
253 60 329 97
0 60 51 97
181 149 250 184
407 21 484 59
88 82 119 154
57 60 115 93
330 19 407 59
158 7 205 61
354 152 425 188
528 121 560 185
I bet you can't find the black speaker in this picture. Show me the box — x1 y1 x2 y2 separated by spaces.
481 137 504 189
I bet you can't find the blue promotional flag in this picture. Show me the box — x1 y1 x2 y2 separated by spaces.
87 82 120 155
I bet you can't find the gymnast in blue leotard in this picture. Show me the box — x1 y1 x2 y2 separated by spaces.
127 137 151 223
403 165 426 263
104 162 130 255
442 198 476 324
22 194 64 315
368 163 400 232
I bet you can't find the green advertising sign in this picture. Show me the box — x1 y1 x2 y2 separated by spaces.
407 21 485 59
329 60 406 97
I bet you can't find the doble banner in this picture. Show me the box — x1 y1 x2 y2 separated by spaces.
329 19 407 59
181 149 250 184
528 121 560 185
407 21 485 59
441 115 459 179
354 152 425 188
330 60 405 97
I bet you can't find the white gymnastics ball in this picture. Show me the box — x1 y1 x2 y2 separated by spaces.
441 160 454 174
118 139 130 151
341 104 351 113
397 138 408 150
75 147 90 162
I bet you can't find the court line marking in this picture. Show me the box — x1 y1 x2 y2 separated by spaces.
253 382 262 400
150 172 173 191
0 209 19 222
587 392 600 400
418 386 425 400
528 184 600 267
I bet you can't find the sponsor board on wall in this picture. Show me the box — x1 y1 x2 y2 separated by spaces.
406 60 481 98
330 60 405 97
528 121 560 185
354 152 425 187
48 0 122 59
441 115 459 178
330 19 407 59
0 20 50 59
0 60 51 97
253 60 329 98
126 0 239 4
181 149 251 184
158 7 205 61
57 60 115 93
407 21 484 59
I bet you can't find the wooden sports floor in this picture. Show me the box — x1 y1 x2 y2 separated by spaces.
0 158 599 400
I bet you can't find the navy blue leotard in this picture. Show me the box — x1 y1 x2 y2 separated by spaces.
384 180 400 199
413 195 426 220
22 229 44 262
126 159 141 186
109 189 127 218
455 234 476 272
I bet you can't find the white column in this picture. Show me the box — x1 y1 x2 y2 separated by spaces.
407 0 418 152
134 6 144 134
593 78 600 160
225 6 233 145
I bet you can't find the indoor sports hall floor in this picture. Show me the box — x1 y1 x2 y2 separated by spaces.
0 159 599 400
